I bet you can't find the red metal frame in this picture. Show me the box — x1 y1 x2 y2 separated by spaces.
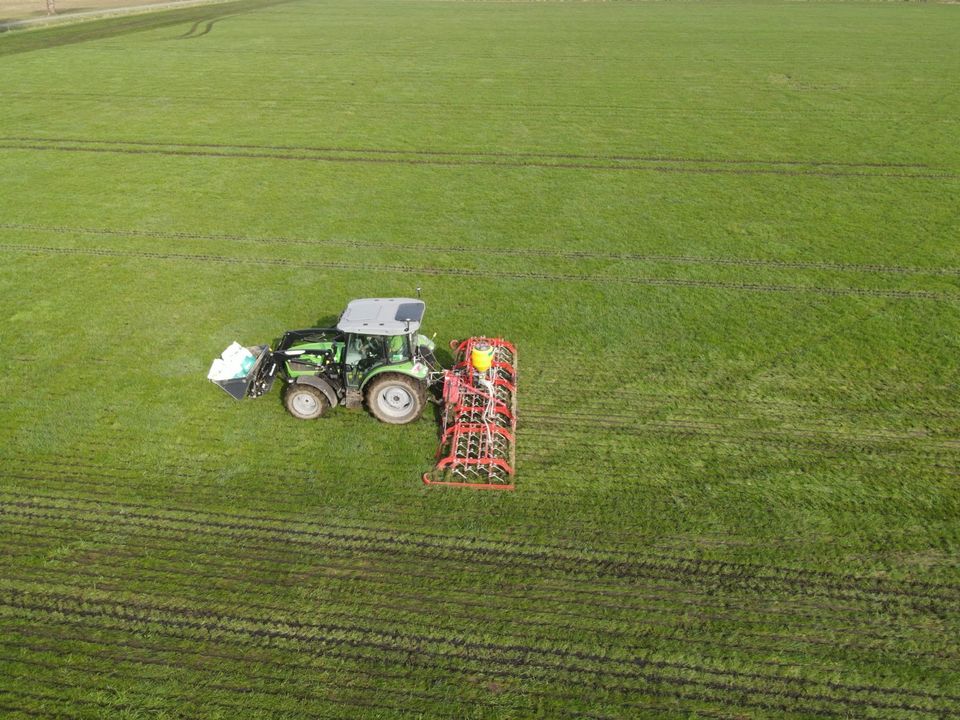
423 336 517 491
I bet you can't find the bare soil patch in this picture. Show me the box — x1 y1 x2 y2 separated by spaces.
0 0 219 25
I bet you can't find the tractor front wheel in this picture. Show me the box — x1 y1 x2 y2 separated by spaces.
367 374 425 425
284 384 330 420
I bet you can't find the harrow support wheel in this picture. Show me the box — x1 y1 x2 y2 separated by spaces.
367 374 426 425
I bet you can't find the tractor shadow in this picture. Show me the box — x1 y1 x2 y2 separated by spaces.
268 315 339 348
311 314 340 329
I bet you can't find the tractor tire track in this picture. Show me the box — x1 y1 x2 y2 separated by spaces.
3 89 958 125
0 136 935 172
0 619 826 720
12 621 955 717
2 437 949 526
0 483 906 599
12 576 914 711
2 588 955 719
2 497 958 608
0 139 956 180
0 649 588 720
0 631 942 720
1 669 393 720
525 406 957 447
0 0 299 57
7 412 885 474
11 478 954 613
0 437 828 516
521 411 960 458
4 536 959 674
523 425 955 464
7 509 958 644
525 386 960 421
7 493 960 598
6 221 960 278
523 421 960 451
0 242 954 302
523 384 960 422
5 490 959 599
7 529 958 671
0 632 723 720
524 408 960 448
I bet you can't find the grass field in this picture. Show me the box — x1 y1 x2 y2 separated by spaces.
1 0 959 717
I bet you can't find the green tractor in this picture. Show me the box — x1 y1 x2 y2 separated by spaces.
209 298 437 424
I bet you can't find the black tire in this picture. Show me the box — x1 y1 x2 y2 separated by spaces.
283 384 330 420
366 374 425 425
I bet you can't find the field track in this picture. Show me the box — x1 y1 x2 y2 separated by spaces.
1 136 957 178
2 0 959 716
1 243 955 301
6 221 960 276
3 494 960 719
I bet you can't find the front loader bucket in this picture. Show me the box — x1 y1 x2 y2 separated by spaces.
209 344 277 400
424 337 517 490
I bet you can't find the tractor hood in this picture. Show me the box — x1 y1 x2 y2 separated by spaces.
336 298 425 336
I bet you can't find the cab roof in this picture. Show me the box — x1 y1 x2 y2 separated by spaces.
336 298 425 336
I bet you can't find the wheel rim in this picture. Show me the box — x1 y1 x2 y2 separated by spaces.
377 385 413 419
291 391 318 416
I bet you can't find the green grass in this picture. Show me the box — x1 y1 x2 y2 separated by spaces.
1 0 959 717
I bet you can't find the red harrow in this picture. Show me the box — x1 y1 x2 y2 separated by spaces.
423 337 517 490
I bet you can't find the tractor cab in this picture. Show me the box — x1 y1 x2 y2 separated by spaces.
336 298 426 389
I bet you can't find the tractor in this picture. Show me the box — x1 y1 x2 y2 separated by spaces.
209 297 437 424
209 297 517 489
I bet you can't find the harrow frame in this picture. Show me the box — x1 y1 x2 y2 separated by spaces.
423 337 517 490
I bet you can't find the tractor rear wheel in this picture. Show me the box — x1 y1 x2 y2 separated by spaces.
367 374 425 425
284 384 330 420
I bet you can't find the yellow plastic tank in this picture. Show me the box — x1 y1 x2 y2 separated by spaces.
470 341 495 373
